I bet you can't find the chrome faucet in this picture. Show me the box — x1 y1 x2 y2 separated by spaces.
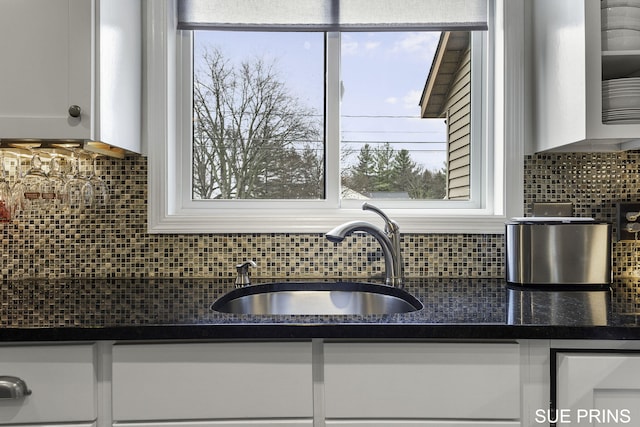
325 203 404 287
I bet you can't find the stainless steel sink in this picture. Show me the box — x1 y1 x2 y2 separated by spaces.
211 281 423 315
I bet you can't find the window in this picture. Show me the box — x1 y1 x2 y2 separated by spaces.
191 31 325 201
189 29 474 203
340 31 453 202
146 0 525 233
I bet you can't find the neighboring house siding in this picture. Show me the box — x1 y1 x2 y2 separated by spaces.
444 47 471 200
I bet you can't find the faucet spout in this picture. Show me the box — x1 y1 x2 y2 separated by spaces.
325 205 404 287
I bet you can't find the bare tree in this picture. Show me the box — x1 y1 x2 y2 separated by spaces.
192 48 323 200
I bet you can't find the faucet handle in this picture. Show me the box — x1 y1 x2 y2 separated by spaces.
362 203 399 233
235 260 257 287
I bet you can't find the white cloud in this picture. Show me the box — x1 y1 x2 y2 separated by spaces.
342 40 359 56
385 97 399 105
364 41 381 51
392 32 439 59
402 89 423 110
342 34 382 56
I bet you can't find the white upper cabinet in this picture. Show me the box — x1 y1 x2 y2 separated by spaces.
0 0 141 153
530 0 640 153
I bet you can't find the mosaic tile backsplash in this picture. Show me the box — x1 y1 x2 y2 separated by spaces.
2 151 640 304
1 155 507 280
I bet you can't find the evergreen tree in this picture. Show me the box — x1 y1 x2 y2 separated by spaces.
342 144 446 199
348 143 376 195
391 149 419 191
373 142 396 192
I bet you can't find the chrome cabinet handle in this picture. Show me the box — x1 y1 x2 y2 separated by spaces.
0 376 32 399
68 105 82 118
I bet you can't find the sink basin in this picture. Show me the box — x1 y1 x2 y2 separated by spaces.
211 281 423 315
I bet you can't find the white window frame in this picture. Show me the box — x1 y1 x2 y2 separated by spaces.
145 0 525 234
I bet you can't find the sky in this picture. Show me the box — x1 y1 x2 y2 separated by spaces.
194 31 447 172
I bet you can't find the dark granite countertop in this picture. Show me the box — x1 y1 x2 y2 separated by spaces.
1 277 640 342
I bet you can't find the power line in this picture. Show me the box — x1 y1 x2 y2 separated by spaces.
342 114 430 119
342 130 442 135
341 140 446 145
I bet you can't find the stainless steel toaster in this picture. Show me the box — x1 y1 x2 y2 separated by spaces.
505 218 611 286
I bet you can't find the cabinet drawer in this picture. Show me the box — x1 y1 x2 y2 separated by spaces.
112 342 313 421
0 344 97 424
324 342 520 419
116 422 312 427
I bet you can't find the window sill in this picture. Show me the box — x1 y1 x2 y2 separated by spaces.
147 208 510 234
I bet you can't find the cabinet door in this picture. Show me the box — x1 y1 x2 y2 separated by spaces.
112 342 313 421
530 0 640 152
324 342 520 420
115 422 312 427
556 352 640 426
0 344 97 424
0 0 92 139
326 422 520 427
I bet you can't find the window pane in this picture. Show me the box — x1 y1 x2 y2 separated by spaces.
340 31 471 201
192 31 325 200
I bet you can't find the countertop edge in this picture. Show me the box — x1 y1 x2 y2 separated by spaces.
1 323 640 342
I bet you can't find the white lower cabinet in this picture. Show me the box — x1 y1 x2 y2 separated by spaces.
323 342 521 425
556 352 640 426
8 338 640 427
111 341 521 427
325 422 520 426
111 342 313 425
0 344 97 426
115 422 311 427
